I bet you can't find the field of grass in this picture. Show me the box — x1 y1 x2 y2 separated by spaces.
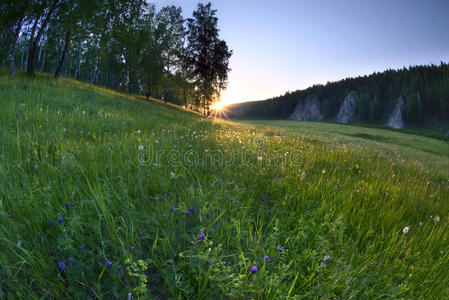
0 72 448 299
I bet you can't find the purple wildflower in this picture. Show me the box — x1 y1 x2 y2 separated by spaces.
278 246 284 252
185 210 190 216
105 260 113 268
261 195 266 201
269 199 273 203
264 256 269 262
65 201 70 209
57 217 63 223
58 262 67 270
68 257 74 263
250 266 258 273
170 206 176 211
48 221 54 226
260 200 264 204
206 259 210 265
189 206 194 212
198 232 205 241
218 225 222 229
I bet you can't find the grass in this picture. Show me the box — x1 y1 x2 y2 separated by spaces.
0 71 448 299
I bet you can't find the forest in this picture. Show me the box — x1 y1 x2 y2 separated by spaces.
0 0 232 114
227 63 449 125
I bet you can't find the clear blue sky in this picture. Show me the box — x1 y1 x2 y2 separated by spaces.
156 0 449 104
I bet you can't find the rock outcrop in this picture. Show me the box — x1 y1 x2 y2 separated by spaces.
289 94 323 121
336 91 358 123
387 97 406 129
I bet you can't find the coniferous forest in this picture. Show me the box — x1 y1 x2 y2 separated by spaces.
227 63 449 125
0 1 232 114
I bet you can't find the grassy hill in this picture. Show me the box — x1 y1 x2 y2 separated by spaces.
0 72 448 299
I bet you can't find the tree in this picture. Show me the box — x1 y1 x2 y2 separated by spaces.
406 93 423 124
27 0 60 76
358 90 370 121
185 2 232 114
1 0 30 78
368 95 381 122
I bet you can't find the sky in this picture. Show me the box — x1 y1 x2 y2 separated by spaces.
156 0 449 105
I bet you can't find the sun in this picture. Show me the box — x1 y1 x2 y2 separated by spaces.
210 101 226 111
209 100 231 118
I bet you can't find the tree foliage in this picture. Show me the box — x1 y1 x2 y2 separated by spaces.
0 0 231 112
185 3 232 114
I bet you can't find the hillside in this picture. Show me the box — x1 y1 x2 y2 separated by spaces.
226 63 449 130
0 72 449 298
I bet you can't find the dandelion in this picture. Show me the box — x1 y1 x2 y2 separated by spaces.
264 256 269 262
403 226 410 234
57 217 63 223
278 246 284 252
250 266 258 273
434 216 440 223
105 260 113 268
58 262 67 270
198 232 205 241
419 221 423 226
138 145 144 151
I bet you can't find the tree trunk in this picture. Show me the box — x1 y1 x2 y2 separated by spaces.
26 14 40 73
54 30 71 79
27 0 59 76
75 39 81 80
39 45 46 72
92 54 100 85
9 18 24 79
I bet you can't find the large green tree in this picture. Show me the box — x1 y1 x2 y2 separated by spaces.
185 2 232 115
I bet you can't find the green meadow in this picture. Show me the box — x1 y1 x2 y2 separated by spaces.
0 72 448 299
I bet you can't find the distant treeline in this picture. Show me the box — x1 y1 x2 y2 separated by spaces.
227 62 449 124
